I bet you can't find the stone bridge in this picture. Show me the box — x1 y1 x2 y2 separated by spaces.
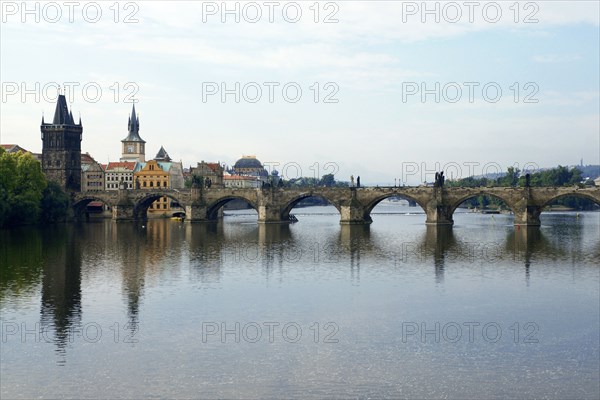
72 186 600 226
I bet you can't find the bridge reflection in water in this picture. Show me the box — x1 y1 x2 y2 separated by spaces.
1 215 597 365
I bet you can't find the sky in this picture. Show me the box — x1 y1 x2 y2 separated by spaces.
1 0 599 185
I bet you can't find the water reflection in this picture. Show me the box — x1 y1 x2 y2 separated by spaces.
186 223 225 282
39 226 82 364
339 225 372 284
5 220 597 320
421 225 456 283
1 214 599 375
257 224 293 279
0 227 43 302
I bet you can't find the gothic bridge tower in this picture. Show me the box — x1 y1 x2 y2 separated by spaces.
41 95 83 191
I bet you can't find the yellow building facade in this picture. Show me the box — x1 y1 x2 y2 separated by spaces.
134 160 177 216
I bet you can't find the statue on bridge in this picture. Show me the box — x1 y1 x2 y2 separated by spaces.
525 173 531 188
191 175 203 189
350 175 355 187
356 176 361 188
434 171 445 187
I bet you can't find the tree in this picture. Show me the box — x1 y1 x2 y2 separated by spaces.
0 148 18 195
41 181 70 223
477 195 490 208
0 184 9 227
499 166 520 187
320 173 335 187
12 152 46 224
0 151 48 227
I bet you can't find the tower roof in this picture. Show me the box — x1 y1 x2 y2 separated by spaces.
121 104 145 143
50 95 79 125
154 146 172 162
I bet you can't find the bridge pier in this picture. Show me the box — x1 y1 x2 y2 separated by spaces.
425 205 454 226
112 204 135 221
513 205 542 226
339 205 372 225
111 187 136 222
258 205 286 224
184 204 210 223
339 190 372 225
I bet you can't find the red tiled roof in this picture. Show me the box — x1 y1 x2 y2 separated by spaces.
105 162 137 171
207 163 221 172
81 152 96 164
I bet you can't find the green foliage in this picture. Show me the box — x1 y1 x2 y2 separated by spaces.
498 166 520 187
285 174 348 188
0 149 18 195
0 150 70 227
0 185 10 227
15 153 46 198
447 176 490 188
320 173 336 187
520 165 582 187
41 181 70 223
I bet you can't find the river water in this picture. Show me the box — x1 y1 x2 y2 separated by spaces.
1 203 599 399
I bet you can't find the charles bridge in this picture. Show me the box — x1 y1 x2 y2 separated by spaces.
71 185 600 226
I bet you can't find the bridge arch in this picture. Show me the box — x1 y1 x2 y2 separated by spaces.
206 196 259 220
540 192 600 209
448 190 517 216
72 196 114 220
134 193 186 220
280 193 341 220
363 193 428 222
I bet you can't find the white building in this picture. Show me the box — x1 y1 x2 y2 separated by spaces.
105 161 138 190
223 174 261 188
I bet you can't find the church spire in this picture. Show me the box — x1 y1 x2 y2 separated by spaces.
129 104 139 133
122 104 144 142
